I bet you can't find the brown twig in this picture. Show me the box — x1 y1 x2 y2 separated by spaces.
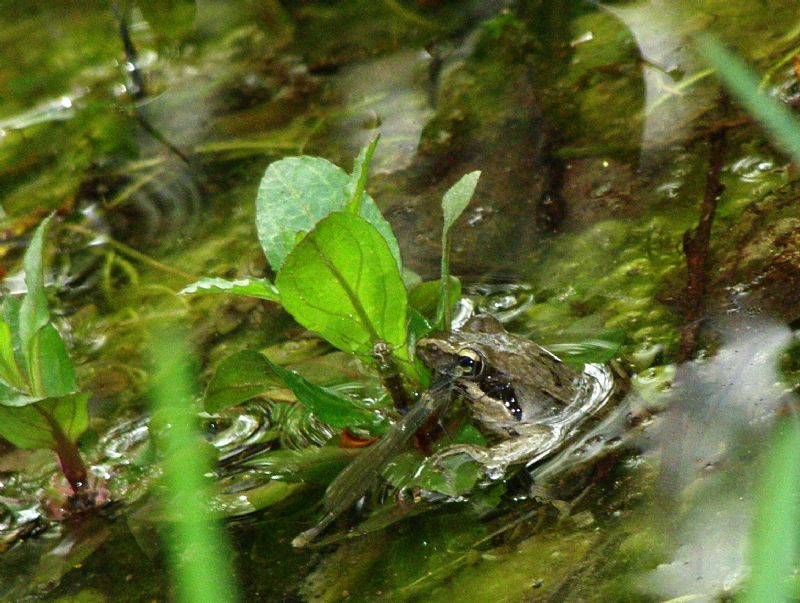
677 101 728 364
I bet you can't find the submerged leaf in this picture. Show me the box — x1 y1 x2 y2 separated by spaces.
180 277 280 302
256 156 400 270
205 349 386 430
276 212 408 360
203 350 282 412
266 358 388 431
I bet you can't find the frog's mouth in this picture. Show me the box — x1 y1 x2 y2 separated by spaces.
457 364 523 422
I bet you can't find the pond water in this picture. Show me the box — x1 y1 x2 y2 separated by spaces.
2 1 800 601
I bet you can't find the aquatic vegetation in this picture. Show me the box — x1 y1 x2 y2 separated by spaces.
0 216 98 513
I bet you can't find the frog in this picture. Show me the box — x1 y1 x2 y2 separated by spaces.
417 314 616 472
292 313 616 546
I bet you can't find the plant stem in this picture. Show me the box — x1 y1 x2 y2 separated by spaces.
39 407 89 496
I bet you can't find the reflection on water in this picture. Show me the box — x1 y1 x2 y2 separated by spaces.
643 318 794 600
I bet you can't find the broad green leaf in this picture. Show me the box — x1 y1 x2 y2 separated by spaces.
256 156 400 271
0 318 27 391
180 277 280 302
276 212 408 360
203 350 282 412
347 136 380 213
28 324 78 398
0 393 89 449
264 357 388 431
19 215 53 372
437 171 480 329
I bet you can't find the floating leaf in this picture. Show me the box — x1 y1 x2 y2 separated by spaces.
180 277 280 302
276 212 408 360
437 172 480 329
0 393 89 450
256 156 400 270
203 350 282 412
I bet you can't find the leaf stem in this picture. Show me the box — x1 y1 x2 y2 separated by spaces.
37 406 89 497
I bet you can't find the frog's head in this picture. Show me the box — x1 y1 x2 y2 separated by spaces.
417 316 523 422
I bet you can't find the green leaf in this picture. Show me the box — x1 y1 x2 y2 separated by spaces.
265 357 388 431
347 135 380 213
256 156 401 271
0 318 27 391
437 171 480 329
179 277 280 302
0 393 89 449
276 212 408 359
0 381 42 407
203 350 282 412
28 324 78 398
409 277 461 320
19 215 53 374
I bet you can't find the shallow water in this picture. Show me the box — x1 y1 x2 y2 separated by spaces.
2 1 800 601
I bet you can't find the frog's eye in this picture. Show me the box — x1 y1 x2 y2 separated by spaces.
424 342 440 353
456 348 483 377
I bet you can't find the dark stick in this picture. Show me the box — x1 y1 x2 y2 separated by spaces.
677 105 727 363
111 0 193 166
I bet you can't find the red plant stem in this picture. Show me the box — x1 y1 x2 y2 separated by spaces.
38 408 89 495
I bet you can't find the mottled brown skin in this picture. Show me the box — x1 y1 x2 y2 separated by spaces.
417 314 580 438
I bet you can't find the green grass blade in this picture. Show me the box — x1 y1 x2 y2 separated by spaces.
150 325 240 603
746 419 800 603
697 33 800 163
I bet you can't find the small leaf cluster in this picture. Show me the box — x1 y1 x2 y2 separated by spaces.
0 216 89 491
183 138 480 430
